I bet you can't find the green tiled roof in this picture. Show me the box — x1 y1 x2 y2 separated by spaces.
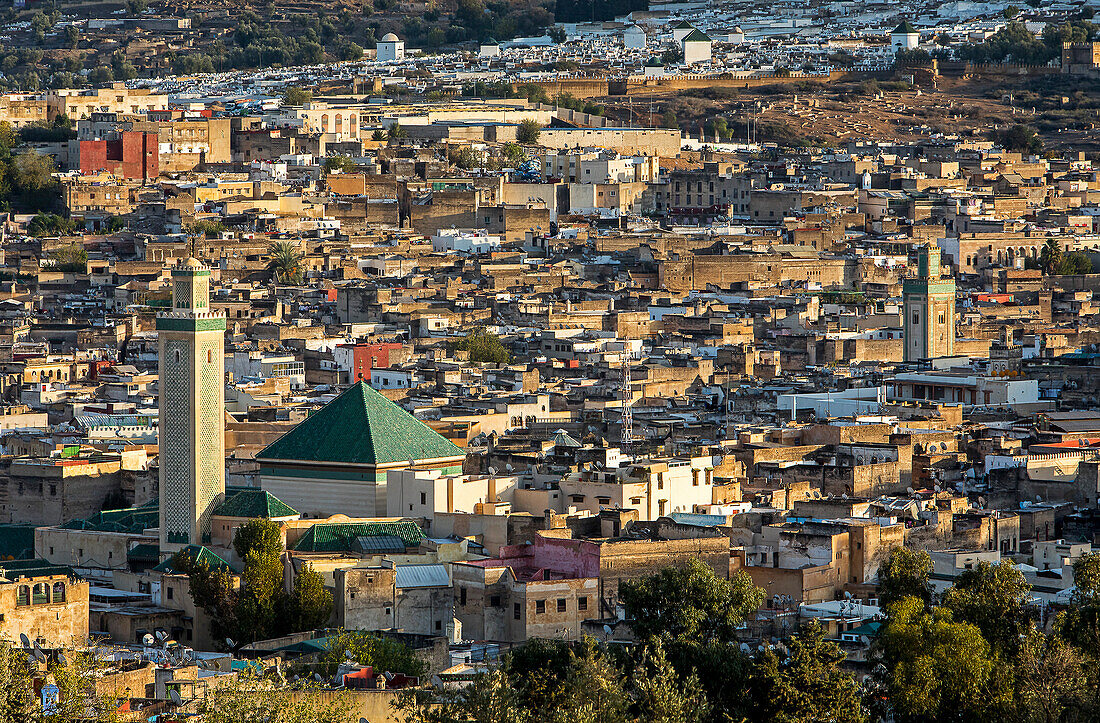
0 558 80 581
153 545 238 575
682 29 710 43
0 525 37 560
292 521 424 553
893 21 918 34
213 489 298 519
126 543 161 563
60 503 159 534
256 381 464 467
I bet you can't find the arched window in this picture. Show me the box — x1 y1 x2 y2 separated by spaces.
321 114 329 132
16 585 29 606
52 581 65 603
32 583 49 605
174 350 181 363
207 349 213 364
335 114 343 133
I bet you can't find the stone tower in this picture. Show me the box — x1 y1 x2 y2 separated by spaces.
157 258 226 554
903 245 956 362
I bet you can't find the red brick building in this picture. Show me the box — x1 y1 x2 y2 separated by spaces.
78 131 158 179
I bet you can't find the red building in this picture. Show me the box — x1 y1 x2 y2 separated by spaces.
79 131 158 179
335 342 404 383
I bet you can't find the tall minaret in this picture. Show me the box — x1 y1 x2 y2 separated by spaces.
157 257 226 554
903 245 956 362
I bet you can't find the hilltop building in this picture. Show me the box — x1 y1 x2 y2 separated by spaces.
891 21 919 53
377 33 405 62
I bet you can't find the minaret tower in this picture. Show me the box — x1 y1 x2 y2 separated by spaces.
157 257 226 554
903 245 956 362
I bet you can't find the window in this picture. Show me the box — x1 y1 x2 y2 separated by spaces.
489 595 501 607
535 600 545 614
167 587 173 600
514 602 521 620
420 492 426 505
460 587 467 606
435 620 442 631
16 586 29 606
912 312 919 325
557 598 566 612
52 582 65 602
32 583 49 605
578 596 588 611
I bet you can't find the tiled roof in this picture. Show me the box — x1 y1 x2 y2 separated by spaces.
212 489 298 519
60 500 159 534
256 381 464 467
682 29 710 43
0 558 80 581
126 543 161 562
291 521 424 553
153 545 237 575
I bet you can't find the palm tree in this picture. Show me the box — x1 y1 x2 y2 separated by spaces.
1039 238 1062 275
267 239 304 284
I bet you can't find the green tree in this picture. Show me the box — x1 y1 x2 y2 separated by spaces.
631 639 709 723
28 212 76 237
323 155 356 174
49 240 87 270
877 547 933 610
370 129 386 141
268 239 305 284
942 560 1031 654
503 637 627 723
394 670 527 723
619 558 764 642
64 25 80 49
1040 238 1063 275
874 596 1012 722
1017 633 1089 723
456 327 511 363
517 118 541 144
198 675 355 723
187 219 226 238
281 86 313 106
501 142 525 164
748 621 867 723
317 631 428 678
125 0 148 14
233 518 282 561
285 563 333 632
998 124 1042 154
448 145 482 170
386 122 408 142
13 151 56 193
1055 251 1094 275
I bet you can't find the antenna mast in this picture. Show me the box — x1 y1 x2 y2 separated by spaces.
620 354 633 455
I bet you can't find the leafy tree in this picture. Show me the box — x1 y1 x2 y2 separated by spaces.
456 327 511 363
1056 251 1094 275
942 560 1031 654
876 547 933 610
503 637 628 723
285 563 332 632
13 151 56 193
631 639 709 723
448 145 482 170
998 124 1042 154
395 669 527 723
187 219 225 238
281 86 313 106
619 558 764 642
64 25 80 49
126 0 148 14
323 155 356 174
49 241 87 270
268 239 305 284
28 212 76 237
317 631 428 678
1017 633 1089 723
874 596 1012 722
747 621 867 723
1071 552 1100 604
198 674 355 723
517 118 541 144
501 142 526 164
371 129 386 141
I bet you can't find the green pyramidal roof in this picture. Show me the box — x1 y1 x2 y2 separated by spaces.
256 381 464 467
682 29 711 42
893 21 918 34
212 489 298 519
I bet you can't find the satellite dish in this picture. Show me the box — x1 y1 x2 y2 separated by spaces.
18 633 29 649
739 642 751 653
407 458 416 469
313 673 323 682
906 487 914 495
225 638 236 649
602 624 612 635
504 463 513 472
169 690 183 706
844 591 852 599
155 630 167 641
57 651 67 666
142 634 155 646
345 651 356 661
488 466 497 476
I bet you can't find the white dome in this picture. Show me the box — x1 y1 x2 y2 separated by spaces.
380 33 400 42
